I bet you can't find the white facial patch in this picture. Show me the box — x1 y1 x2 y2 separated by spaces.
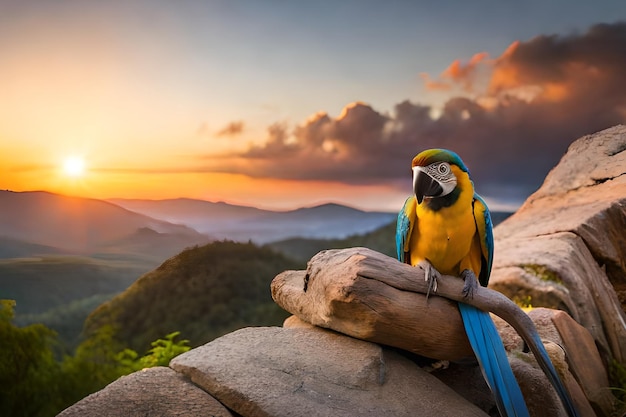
414 162 457 197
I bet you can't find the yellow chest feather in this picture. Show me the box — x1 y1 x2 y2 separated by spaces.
410 197 476 275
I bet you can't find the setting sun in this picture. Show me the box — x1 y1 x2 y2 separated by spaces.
63 156 86 177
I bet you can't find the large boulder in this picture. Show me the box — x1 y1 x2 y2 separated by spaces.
57 366 233 417
170 326 488 417
490 124 626 363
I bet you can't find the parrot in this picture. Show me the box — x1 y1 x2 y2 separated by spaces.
396 148 579 417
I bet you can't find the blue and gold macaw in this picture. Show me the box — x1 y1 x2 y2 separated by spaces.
396 149 578 417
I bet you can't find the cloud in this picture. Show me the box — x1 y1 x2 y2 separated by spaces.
206 22 626 200
196 120 246 138
423 52 490 93
216 120 245 137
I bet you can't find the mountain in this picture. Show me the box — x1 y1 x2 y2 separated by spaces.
0 190 212 350
266 222 397 262
0 190 210 256
267 210 513 262
107 197 266 223
83 241 301 352
0 235 69 259
110 198 397 243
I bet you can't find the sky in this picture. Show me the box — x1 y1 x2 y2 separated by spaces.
1 1 625 212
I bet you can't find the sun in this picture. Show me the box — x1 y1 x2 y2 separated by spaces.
63 156 86 177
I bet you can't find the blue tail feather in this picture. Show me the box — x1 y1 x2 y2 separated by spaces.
459 303 530 417
526 332 580 417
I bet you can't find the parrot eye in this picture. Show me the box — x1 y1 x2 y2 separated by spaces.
437 162 450 175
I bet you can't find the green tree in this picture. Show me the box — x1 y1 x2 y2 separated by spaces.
59 327 190 411
1 299 192 417
136 331 190 368
0 299 62 417
58 324 132 405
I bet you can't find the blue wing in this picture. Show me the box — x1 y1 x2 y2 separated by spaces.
396 196 416 264
472 193 494 286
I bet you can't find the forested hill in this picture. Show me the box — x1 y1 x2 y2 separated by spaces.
82 241 301 353
267 222 397 262
266 210 512 263
81 210 513 354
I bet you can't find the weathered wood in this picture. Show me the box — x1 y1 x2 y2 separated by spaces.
271 247 576 408
272 247 474 360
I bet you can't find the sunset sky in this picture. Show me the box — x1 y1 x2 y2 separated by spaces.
2 1 625 211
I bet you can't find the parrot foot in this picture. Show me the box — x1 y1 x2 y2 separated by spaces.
418 260 441 299
461 269 479 299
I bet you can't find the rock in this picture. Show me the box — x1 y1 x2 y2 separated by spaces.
493 307 607 417
430 362 496 414
551 310 615 417
532 124 626 198
170 326 489 417
490 233 615 357
491 125 626 363
509 356 569 417
57 366 233 417
283 314 317 329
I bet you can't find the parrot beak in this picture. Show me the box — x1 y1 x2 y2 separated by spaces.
413 167 443 204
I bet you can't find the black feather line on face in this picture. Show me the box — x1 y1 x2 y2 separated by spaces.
423 187 461 211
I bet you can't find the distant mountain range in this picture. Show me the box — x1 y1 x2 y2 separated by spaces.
1 189 513 350
0 190 210 259
109 198 398 243
0 190 509 258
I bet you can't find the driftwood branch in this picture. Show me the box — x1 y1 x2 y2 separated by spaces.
271 247 574 410
272 248 473 359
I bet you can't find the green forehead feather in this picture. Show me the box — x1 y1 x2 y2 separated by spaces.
411 148 469 173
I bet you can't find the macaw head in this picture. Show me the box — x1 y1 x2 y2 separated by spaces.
411 148 470 204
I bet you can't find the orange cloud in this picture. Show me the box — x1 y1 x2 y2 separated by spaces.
424 52 490 93
216 120 245 137
420 72 452 91
203 22 626 203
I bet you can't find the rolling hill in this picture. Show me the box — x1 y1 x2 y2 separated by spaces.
110 198 397 243
83 241 301 352
80 209 512 354
0 236 69 259
0 190 209 254
266 221 397 262
266 210 513 262
0 190 212 350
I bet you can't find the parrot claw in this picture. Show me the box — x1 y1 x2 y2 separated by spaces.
461 269 479 299
418 260 441 299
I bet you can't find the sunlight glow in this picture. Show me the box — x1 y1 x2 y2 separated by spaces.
63 156 86 177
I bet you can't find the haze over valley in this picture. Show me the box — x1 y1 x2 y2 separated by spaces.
0 189 411 349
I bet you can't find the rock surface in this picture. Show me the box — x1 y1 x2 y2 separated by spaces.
170 326 489 417
495 308 606 417
490 124 626 363
57 366 233 417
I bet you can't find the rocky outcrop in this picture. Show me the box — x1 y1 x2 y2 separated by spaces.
171 326 488 417
489 124 626 364
58 126 625 417
57 366 233 417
